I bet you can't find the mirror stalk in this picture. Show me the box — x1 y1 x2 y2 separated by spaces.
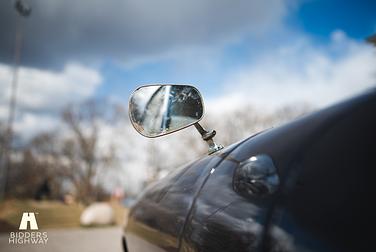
194 123 224 155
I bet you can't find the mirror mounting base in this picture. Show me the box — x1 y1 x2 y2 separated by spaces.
194 123 224 155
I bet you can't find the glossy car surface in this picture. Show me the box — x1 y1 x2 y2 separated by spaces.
123 89 376 252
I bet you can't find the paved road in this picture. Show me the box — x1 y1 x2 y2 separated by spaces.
0 227 123 252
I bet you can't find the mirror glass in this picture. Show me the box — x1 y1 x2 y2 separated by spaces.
129 84 204 137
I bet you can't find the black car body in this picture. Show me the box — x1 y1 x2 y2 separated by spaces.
123 89 376 252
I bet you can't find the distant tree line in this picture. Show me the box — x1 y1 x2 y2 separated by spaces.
0 99 125 204
0 98 312 204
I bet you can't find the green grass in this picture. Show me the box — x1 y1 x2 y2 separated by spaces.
0 199 128 232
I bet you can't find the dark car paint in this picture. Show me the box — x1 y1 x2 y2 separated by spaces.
264 91 376 252
125 143 241 251
124 89 376 252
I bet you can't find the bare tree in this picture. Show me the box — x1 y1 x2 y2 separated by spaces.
4 132 60 199
0 123 4 144
60 99 123 203
203 103 313 147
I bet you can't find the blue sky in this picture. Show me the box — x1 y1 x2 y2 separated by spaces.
0 0 375 190
1 0 376 138
293 0 376 39
94 0 376 103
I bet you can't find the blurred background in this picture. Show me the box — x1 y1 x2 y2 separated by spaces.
0 0 375 249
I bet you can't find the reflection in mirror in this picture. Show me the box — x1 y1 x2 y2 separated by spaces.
129 85 204 137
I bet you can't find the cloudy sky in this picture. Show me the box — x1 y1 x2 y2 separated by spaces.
0 0 376 139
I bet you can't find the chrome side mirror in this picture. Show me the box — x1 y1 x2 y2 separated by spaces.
129 84 223 154
129 84 204 137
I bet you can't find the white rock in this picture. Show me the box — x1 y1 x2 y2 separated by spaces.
80 202 115 226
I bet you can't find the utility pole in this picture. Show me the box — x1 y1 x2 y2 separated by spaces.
0 0 31 201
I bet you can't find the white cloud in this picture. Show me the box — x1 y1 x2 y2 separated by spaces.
114 30 376 193
0 0 292 68
13 113 58 140
216 30 376 111
0 63 102 139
